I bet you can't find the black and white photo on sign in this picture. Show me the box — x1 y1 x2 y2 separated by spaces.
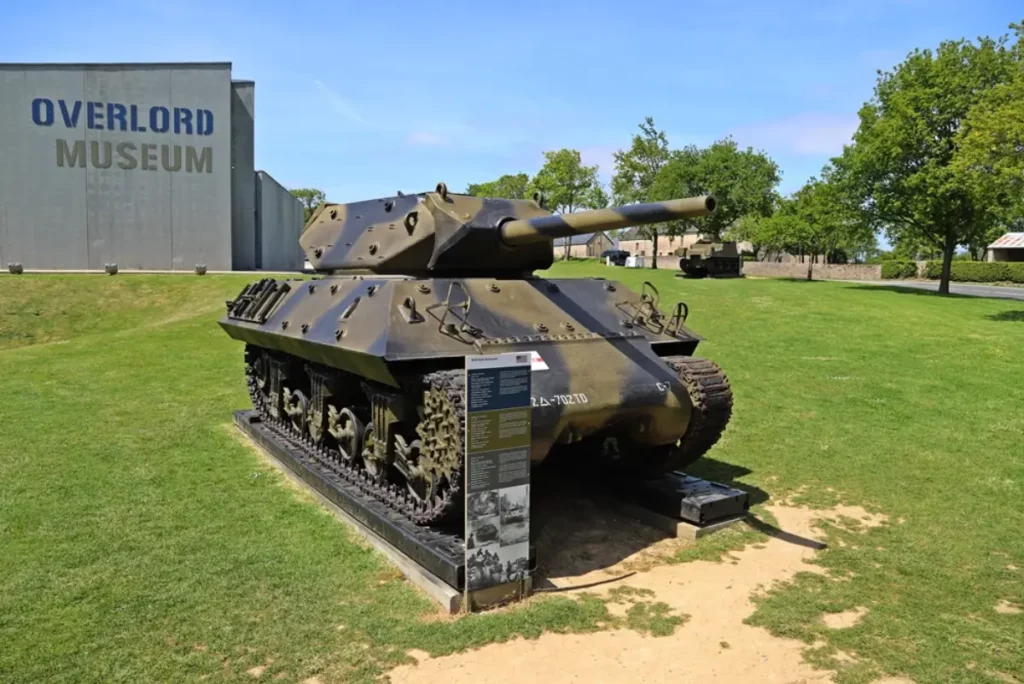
466 542 529 589
465 545 504 590
466 514 500 550
466 490 499 521
499 484 529 524
498 542 530 583
499 521 528 547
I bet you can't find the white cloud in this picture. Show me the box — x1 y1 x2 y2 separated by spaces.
407 131 447 146
729 112 858 156
313 79 367 126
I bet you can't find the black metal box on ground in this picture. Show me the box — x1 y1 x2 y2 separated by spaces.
633 472 750 526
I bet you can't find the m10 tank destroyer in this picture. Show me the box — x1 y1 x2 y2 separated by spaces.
677 239 743 278
220 184 733 528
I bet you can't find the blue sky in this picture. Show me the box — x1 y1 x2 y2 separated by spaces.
2 0 1020 203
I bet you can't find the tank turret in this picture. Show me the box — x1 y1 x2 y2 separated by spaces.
300 183 715 275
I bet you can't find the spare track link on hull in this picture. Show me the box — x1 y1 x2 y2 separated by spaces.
244 345 465 527
663 355 733 471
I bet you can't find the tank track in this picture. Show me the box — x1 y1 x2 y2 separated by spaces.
663 355 733 470
244 346 464 526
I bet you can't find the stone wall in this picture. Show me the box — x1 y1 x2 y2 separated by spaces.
741 262 882 280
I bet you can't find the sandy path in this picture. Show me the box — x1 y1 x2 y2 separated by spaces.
388 503 887 684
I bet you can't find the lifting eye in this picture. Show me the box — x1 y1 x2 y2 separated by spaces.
404 211 419 233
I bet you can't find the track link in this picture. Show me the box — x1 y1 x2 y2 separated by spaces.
664 355 733 470
244 346 464 526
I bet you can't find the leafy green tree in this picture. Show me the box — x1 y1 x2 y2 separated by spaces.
735 164 873 275
953 22 1024 247
465 173 532 200
732 210 794 262
530 149 608 260
789 169 872 279
651 138 781 241
842 30 1017 294
290 188 327 224
612 117 671 267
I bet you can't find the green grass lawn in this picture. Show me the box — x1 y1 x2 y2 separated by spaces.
1 268 1022 683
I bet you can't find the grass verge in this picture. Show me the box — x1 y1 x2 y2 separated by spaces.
1 266 1022 683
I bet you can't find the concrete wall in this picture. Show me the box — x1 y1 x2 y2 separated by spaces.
230 81 255 270
742 261 882 280
0 63 232 270
255 170 303 271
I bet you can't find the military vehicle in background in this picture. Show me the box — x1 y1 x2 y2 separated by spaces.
676 239 743 278
220 183 733 530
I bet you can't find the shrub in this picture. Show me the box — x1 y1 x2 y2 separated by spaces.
923 261 1024 283
881 261 917 279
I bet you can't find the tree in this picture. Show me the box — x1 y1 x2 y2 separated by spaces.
735 164 873 276
789 168 872 279
466 173 531 200
732 210 792 262
953 22 1024 245
651 138 781 241
611 117 671 267
530 149 608 260
291 188 326 224
842 30 1017 294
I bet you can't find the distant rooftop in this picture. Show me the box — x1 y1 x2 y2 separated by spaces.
558 232 610 246
989 233 1024 249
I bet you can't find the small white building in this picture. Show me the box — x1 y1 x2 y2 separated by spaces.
987 233 1024 262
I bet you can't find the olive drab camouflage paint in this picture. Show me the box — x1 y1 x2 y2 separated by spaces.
220 183 733 527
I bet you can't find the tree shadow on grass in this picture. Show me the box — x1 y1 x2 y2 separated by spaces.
845 283 976 299
986 310 1024 322
763 277 828 284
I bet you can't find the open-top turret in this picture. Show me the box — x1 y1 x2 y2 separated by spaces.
221 184 732 530
300 182 716 275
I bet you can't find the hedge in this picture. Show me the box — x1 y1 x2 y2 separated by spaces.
881 261 917 279
924 260 1024 283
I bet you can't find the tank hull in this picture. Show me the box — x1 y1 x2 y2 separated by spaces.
221 274 731 526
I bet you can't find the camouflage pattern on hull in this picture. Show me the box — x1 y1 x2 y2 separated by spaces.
220 186 733 526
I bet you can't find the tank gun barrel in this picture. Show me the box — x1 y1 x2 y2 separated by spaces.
499 196 716 246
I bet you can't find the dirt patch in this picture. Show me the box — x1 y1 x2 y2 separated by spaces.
985 672 1020 684
389 502 887 683
247 665 267 677
994 599 1022 615
823 606 869 629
